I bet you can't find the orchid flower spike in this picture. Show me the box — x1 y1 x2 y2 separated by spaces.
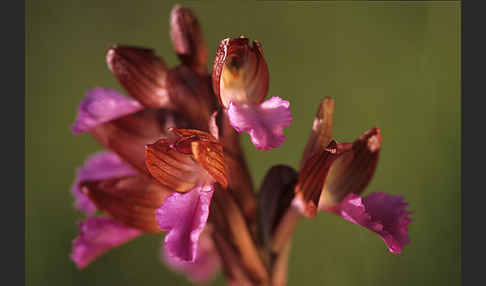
68 4 411 285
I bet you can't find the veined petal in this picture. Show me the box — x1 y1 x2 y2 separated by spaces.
106 45 170 108
71 88 143 134
324 192 412 253
156 185 214 262
162 227 221 284
191 140 228 189
170 5 208 75
83 176 172 233
227 97 292 151
71 217 141 269
145 138 201 192
212 37 269 108
71 151 137 215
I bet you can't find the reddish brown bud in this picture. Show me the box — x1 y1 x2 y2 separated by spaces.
106 45 170 108
170 5 208 75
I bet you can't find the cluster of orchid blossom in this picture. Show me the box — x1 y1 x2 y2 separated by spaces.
70 5 411 285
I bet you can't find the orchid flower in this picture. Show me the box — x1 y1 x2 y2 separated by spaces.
212 38 292 150
290 98 412 254
69 4 411 285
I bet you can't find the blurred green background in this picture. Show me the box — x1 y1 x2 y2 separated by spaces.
26 1 460 285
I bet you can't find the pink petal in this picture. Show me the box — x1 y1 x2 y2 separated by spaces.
162 229 220 284
70 217 141 269
156 185 214 262
71 87 143 134
71 151 137 215
227 96 292 151
327 192 412 253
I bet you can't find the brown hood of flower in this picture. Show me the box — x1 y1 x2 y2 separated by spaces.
145 128 228 192
212 37 269 108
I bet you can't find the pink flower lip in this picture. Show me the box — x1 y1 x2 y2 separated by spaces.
227 97 292 151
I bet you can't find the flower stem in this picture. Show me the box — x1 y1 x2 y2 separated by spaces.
271 207 301 254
